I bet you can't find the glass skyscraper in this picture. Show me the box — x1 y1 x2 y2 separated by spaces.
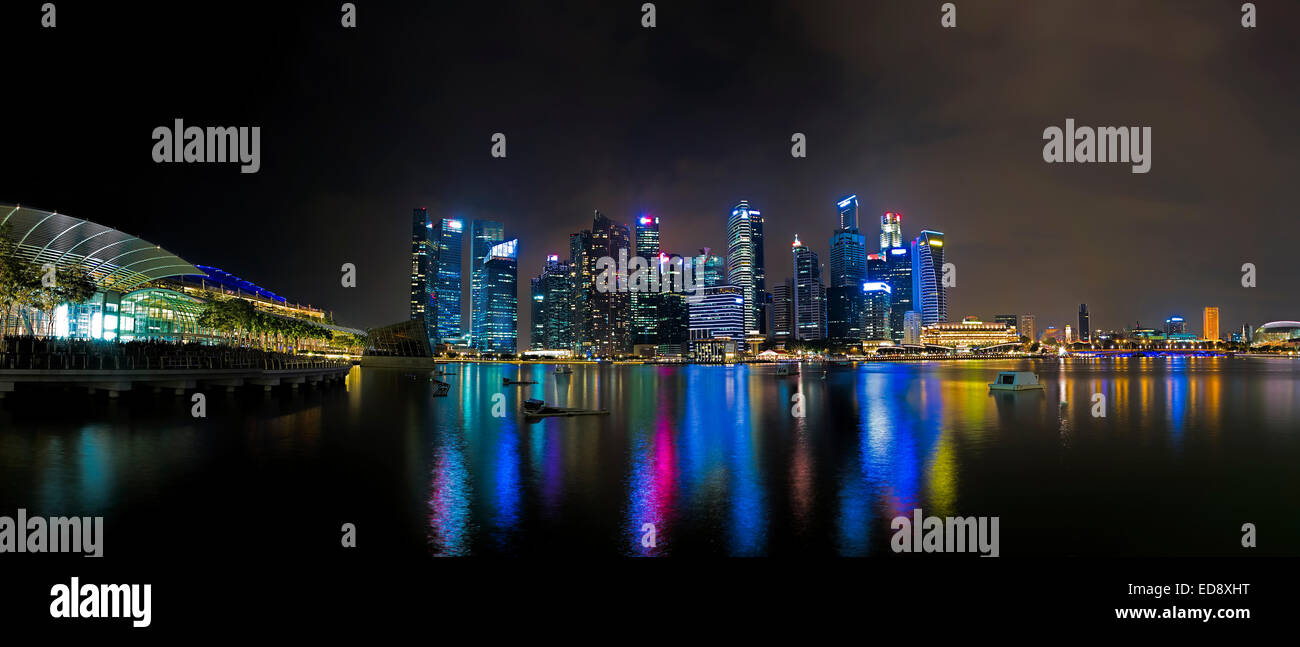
726 200 766 335
481 238 518 353
687 284 744 347
470 220 504 349
837 194 859 231
409 207 433 323
862 281 892 341
792 235 824 341
880 212 903 252
911 230 946 326
531 254 573 350
632 215 660 345
884 245 912 343
430 217 464 344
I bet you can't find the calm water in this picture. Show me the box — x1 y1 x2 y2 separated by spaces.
1 358 1298 559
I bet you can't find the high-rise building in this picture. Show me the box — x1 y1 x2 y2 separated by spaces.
884 246 912 343
880 211 903 252
632 215 661 346
409 207 433 323
480 238 518 353
866 253 886 282
862 281 892 341
825 285 864 343
792 235 825 341
688 285 744 348
572 211 631 357
726 201 766 335
530 277 544 350
1078 304 1090 342
769 279 794 343
1203 307 1219 342
903 310 922 345
1166 316 1186 334
531 254 573 350
837 194 860 231
470 220 504 347
429 217 464 344
911 230 946 325
1018 314 1036 344
655 252 691 355
995 314 1019 330
694 249 725 287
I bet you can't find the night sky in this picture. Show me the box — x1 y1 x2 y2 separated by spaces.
3 1 1298 345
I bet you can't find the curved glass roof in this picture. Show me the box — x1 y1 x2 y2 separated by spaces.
0 204 202 292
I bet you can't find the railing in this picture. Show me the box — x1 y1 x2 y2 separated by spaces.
0 337 350 372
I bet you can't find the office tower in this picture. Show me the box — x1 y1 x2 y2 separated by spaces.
655 252 691 355
478 239 518 353
903 310 922 345
726 200 767 335
694 249 725 287
470 220 504 347
884 245 912 343
1203 306 1220 341
862 281 893 341
632 215 661 346
828 228 867 288
866 253 886 282
532 255 573 350
530 277 544 350
1078 304 1090 342
688 285 745 349
837 194 860 231
1065 324 1074 343
769 279 794 343
911 230 946 325
409 207 433 322
1166 316 1185 334
880 211 903 252
995 314 1019 330
825 286 864 343
1018 314 1036 343
429 217 464 344
572 211 631 357
792 235 825 341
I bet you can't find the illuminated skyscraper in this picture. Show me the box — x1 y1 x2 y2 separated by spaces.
694 248 725 287
470 220 504 347
769 279 794 343
726 200 767 335
862 281 892 341
1018 314 1036 343
687 285 744 349
480 238 518 353
632 215 660 345
1078 304 1090 342
430 217 464 344
903 310 922 345
911 230 946 326
880 212 903 252
531 254 572 350
837 194 860 231
884 245 913 342
792 235 825 341
1166 316 1186 334
1203 307 1220 341
572 211 631 357
409 207 433 323
825 286 864 343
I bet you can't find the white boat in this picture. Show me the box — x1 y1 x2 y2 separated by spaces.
988 371 1044 391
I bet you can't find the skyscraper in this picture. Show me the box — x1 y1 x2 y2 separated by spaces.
409 207 433 323
573 211 631 357
837 194 860 231
866 253 886 282
911 230 946 325
995 314 1019 330
429 217 464 344
656 252 690 355
480 238 518 353
1078 304 1090 342
1018 314 1036 344
769 279 794 343
632 215 660 345
688 285 745 348
862 281 892 341
694 249 725 287
880 211 903 252
529 277 544 350
726 200 766 335
792 235 825 341
903 310 922 345
825 285 864 343
470 220 504 348
884 246 912 343
1203 307 1220 341
1166 316 1186 334
531 254 573 350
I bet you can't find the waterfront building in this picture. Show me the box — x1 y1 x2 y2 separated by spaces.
1018 314 1036 344
1078 303 1090 342
655 252 691 356
1250 321 1300 347
688 285 745 350
479 238 518 354
769 280 794 343
470 220 504 347
530 277 544 350
571 211 631 357
531 255 573 351
632 215 661 345
862 281 892 341
829 195 867 289
430 217 464 344
920 317 1019 350
880 211 903 252
1166 316 1186 334
994 314 1018 331
792 235 825 341
903 310 922 345
1203 306 1219 342
911 230 946 325
1065 324 1074 343
691 336 738 363
726 200 767 335
409 207 433 322
825 285 864 343
884 245 913 343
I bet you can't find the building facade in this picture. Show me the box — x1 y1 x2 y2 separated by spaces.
726 200 767 335
470 220 505 348
479 238 518 353
429 217 464 344
792 236 825 341
884 246 913 343
1203 306 1219 341
911 230 946 326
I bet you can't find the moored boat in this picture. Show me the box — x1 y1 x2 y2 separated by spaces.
988 371 1044 391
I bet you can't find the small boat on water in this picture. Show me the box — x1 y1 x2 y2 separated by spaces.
775 363 801 376
432 379 451 397
522 398 609 419
503 377 539 386
554 365 573 375
988 371 1044 391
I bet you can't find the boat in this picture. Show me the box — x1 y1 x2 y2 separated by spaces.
503 377 539 386
522 398 609 419
432 379 451 397
987 371 1044 391
775 363 800 376
554 365 573 375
